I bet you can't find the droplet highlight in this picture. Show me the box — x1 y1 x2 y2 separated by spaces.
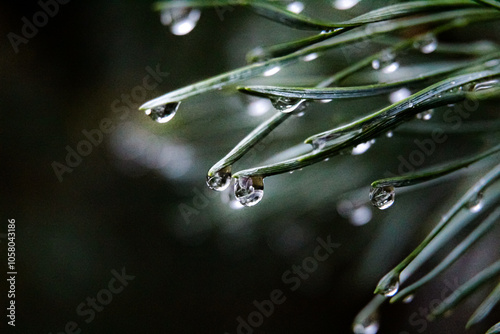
372 52 399 74
416 109 433 121
334 0 361 10
263 66 281 77
414 34 438 54
369 186 395 210
145 102 181 123
467 192 484 213
234 176 264 207
206 166 232 191
352 141 372 155
287 1 305 14
161 8 201 36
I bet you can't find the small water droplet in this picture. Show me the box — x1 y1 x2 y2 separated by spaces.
352 141 372 155
416 109 433 121
234 176 264 207
263 66 281 77
403 294 414 304
389 88 411 104
287 1 305 14
467 192 484 213
334 0 361 10
206 166 232 191
321 29 334 34
372 52 399 73
352 313 379 334
301 52 319 62
370 186 395 210
145 102 181 123
414 34 438 54
161 8 201 36
386 131 393 138
319 99 333 103
270 97 305 113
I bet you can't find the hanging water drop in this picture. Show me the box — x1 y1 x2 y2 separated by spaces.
372 52 399 74
145 102 181 123
414 34 438 54
352 141 372 155
386 131 393 138
206 166 232 191
467 192 484 213
287 1 305 14
234 176 264 207
161 7 201 36
369 186 395 210
270 97 305 113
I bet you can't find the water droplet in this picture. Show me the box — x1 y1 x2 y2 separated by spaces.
389 88 411 104
352 313 380 334
206 166 232 191
471 79 499 92
467 192 483 213
414 34 438 54
370 186 395 210
161 8 201 36
270 97 305 113
320 29 334 34
372 52 399 73
234 176 264 207
352 141 372 155
263 66 281 77
416 109 433 121
386 131 393 138
145 102 181 123
319 99 333 103
383 277 400 297
334 0 361 10
301 52 319 62
287 1 304 14
403 294 414 304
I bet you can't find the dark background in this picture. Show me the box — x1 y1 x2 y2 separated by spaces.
1 1 499 333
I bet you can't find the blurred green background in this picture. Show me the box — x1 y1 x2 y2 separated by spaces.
2 1 499 333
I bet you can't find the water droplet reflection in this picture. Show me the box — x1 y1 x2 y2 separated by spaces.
370 186 395 210
234 176 264 207
161 8 201 36
145 102 181 123
206 166 232 191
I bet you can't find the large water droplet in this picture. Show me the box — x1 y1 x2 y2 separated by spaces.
270 97 305 113
416 109 433 121
145 102 181 123
234 176 264 207
414 34 438 54
206 166 232 191
372 52 399 74
287 1 305 14
352 313 380 334
352 141 372 155
467 192 484 213
161 8 201 36
334 0 361 10
370 186 395 210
